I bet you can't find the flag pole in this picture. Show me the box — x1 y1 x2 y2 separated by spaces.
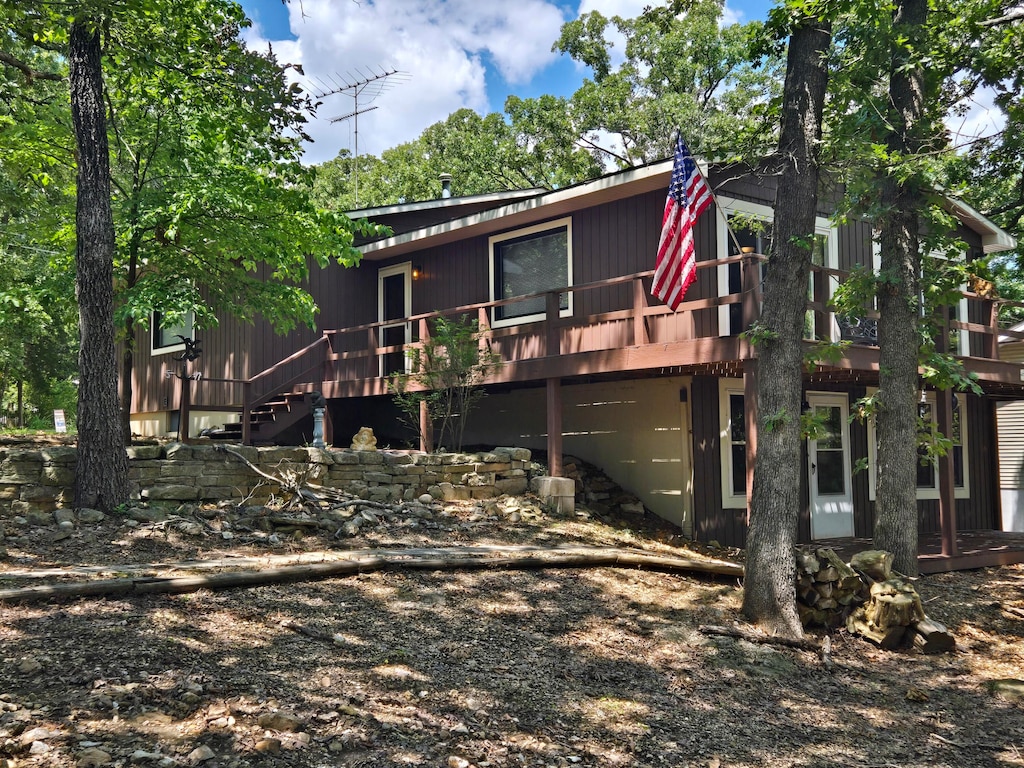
687 149 746 257
714 199 748 256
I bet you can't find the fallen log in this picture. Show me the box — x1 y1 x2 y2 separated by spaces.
698 624 822 653
912 617 956 654
849 550 893 582
0 546 743 605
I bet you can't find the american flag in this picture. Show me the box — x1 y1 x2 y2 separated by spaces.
652 136 712 311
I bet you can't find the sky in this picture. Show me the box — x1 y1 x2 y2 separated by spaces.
239 0 773 165
238 0 1004 167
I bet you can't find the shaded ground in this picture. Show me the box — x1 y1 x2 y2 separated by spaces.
1 451 1023 767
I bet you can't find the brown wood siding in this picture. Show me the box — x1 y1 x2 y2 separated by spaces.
131 307 253 413
962 394 998 529
839 219 875 272
691 376 747 548
848 386 874 537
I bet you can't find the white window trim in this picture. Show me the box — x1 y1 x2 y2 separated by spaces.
872 243 971 357
151 311 195 356
865 387 970 501
930 248 971 358
378 262 413 376
715 197 839 338
489 217 573 329
718 378 748 509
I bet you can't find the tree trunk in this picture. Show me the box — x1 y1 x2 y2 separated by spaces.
873 0 930 577
742 17 832 638
69 19 129 511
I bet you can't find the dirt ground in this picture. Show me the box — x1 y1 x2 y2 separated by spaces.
1 450 1023 768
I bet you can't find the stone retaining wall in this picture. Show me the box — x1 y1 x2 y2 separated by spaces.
0 444 535 516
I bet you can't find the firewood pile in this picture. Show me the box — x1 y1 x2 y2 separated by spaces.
795 547 956 653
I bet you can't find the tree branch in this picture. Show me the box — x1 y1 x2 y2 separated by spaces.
979 7 1024 26
0 50 63 83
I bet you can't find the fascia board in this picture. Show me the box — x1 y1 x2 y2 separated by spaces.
943 196 1017 254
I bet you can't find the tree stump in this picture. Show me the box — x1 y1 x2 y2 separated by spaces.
865 579 925 630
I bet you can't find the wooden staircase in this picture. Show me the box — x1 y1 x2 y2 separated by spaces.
215 392 314 445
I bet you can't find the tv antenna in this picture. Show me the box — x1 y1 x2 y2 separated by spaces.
314 66 410 206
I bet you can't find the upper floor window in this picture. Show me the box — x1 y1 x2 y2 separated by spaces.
152 311 195 355
716 198 838 339
489 218 572 327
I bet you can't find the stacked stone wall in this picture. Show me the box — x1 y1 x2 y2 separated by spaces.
0 444 534 516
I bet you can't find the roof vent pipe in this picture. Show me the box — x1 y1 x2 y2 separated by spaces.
440 173 452 199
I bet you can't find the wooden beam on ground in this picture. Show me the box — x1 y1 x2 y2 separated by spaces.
0 546 744 605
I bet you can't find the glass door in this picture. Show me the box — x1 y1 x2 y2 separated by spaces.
807 392 854 539
378 263 412 377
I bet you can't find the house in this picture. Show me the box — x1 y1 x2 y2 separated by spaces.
127 157 1022 551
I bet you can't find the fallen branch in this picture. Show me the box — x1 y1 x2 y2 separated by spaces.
698 624 822 652
1003 604 1024 620
0 546 744 604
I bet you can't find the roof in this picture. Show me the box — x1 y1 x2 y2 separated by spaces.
355 159 674 260
352 158 1016 261
942 197 1017 254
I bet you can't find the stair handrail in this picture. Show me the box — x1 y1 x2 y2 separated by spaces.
242 334 329 445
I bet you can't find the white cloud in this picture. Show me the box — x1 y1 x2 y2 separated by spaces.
244 0 568 164
948 85 1007 152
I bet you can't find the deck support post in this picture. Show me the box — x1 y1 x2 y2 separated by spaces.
740 253 761 522
547 377 563 477
935 305 959 557
241 381 252 446
743 360 758 522
632 278 649 345
419 399 433 453
936 386 958 557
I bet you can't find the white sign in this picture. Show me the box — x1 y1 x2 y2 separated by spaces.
54 409 67 433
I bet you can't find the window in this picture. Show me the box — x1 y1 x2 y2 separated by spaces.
152 311 195 355
718 379 748 509
489 218 572 326
866 389 969 500
716 198 838 338
869 244 971 356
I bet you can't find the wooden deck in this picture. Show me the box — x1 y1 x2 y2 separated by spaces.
818 530 1024 574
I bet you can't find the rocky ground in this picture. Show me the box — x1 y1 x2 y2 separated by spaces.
1 443 1023 767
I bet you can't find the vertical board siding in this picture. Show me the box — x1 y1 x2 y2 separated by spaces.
691 376 747 548
131 298 253 413
848 386 873 537
963 395 998 529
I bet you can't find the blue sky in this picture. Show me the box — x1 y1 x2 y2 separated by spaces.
239 0 774 164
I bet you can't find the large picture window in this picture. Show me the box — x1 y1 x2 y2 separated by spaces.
489 218 572 326
152 311 195 355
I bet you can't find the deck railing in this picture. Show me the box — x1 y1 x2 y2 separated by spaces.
186 254 1022 443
